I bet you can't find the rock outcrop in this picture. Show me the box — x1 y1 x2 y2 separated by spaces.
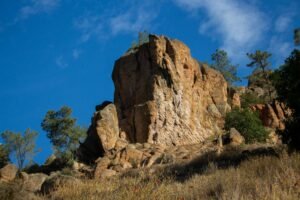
77 101 120 163
251 101 291 130
112 35 229 145
0 164 18 182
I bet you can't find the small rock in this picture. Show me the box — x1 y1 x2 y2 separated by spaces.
120 160 132 169
114 139 128 151
96 169 117 179
229 128 245 146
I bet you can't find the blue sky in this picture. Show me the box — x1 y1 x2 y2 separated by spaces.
0 0 299 164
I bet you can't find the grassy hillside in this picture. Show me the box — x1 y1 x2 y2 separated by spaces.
47 146 300 200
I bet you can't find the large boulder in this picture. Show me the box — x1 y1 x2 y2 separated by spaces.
0 164 18 182
112 35 229 145
20 172 48 192
77 101 120 163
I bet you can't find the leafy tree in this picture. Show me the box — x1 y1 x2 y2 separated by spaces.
127 31 150 53
247 50 272 73
272 50 300 149
225 108 268 143
0 144 9 168
138 31 149 45
1 129 39 170
41 106 86 162
247 50 273 101
211 49 240 85
294 28 300 46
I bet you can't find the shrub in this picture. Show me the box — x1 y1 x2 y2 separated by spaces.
225 108 268 143
240 92 265 108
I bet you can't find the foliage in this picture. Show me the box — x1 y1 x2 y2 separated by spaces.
247 50 272 73
225 108 268 143
247 50 274 101
0 145 9 168
295 28 300 46
127 31 150 53
210 49 240 85
272 50 300 114
1 129 38 170
138 31 149 45
41 106 87 162
272 49 300 149
240 92 265 108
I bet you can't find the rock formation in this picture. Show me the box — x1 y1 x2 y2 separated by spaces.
251 101 291 130
112 35 229 146
77 101 121 163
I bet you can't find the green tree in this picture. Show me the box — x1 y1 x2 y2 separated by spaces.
41 106 86 162
294 28 300 46
272 50 300 149
0 144 9 168
138 31 149 46
225 108 268 143
247 50 273 101
211 49 240 85
247 50 272 73
1 129 38 170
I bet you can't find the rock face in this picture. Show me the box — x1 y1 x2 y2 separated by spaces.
251 101 291 130
112 35 229 145
77 101 120 162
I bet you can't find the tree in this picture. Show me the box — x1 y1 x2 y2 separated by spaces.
272 50 300 149
225 108 268 143
294 28 300 46
247 50 272 73
211 49 240 85
0 144 9 168
138 31 149 46
41 106 86 162
1 129 38 170
247 50 273 101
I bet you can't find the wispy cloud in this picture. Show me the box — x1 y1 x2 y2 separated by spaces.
173 0 268 60
275 14 293 33
18 0 60 20
55 56 68 69
74 1 159 42
268 36 292 67
72 49 81 60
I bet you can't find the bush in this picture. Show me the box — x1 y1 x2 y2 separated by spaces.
240 92 265 108
225 108 268 143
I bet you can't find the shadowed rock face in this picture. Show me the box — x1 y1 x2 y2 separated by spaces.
112 35 229 145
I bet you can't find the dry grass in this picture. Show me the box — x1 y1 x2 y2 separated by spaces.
48 147 300 200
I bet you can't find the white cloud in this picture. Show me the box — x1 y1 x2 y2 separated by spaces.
275 15 292 33
55 56 68 69
74 1 158 42
19 0 60 20
72 49 81 60
268 36 293 67
173 0 268 60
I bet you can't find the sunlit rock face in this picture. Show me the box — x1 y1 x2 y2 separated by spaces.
112 35 229 145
